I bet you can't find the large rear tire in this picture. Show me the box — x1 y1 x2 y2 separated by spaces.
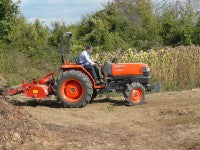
55 70 93 108
124 82 145 106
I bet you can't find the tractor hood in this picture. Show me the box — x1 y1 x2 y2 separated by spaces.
112 63 149 76
101 62 149 76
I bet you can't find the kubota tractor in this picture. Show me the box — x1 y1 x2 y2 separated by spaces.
8 32 160 108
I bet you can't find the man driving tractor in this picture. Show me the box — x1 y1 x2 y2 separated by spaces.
79 45 102 84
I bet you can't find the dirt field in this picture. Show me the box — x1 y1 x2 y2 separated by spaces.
4 89 200 149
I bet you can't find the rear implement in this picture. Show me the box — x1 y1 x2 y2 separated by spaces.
8 72 55 99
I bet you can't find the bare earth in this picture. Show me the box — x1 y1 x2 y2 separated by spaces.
7 89 200 150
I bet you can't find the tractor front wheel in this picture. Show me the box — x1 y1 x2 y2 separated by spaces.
55 70 93 108
124 82 145 106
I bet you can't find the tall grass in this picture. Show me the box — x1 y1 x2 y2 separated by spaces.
94 46 200 91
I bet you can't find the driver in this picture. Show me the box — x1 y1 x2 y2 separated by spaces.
79 45 101 84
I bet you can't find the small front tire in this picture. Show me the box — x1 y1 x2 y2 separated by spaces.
124 82 145 106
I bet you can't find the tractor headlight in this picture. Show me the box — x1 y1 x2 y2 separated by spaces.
142 67 150 73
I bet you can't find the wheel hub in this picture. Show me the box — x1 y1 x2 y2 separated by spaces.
70 88 75 93
134 93 139 98
60 79 84 103
131 88 143 103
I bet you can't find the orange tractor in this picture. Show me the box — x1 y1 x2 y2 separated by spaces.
9 32 160 108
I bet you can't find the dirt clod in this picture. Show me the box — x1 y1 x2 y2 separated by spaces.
0 96 64 149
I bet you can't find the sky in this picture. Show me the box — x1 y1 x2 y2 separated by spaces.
13 0 111 27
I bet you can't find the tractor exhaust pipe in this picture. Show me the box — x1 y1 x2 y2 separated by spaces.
59 32 72 64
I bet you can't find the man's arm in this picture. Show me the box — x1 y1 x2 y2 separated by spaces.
85 53 95 65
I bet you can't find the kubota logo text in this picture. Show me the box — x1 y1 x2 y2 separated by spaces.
114 65 126 68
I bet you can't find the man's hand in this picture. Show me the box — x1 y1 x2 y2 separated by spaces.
94 61 102 67
97 64 103 67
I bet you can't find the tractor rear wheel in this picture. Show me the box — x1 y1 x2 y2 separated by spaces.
55 70 93 108
124 82 145 106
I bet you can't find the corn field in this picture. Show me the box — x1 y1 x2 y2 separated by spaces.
94 46 200 91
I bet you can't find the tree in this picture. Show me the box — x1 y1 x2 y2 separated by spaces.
192 17 200 45
0 0 19 39
157 0 196 46
114 0 162 49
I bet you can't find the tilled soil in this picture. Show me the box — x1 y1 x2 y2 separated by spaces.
3 89 200 150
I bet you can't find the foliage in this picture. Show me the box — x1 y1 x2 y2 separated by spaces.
192 16 200 45
50 0 199 51
0 0 19 40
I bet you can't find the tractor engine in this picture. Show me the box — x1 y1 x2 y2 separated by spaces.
101 61 151 91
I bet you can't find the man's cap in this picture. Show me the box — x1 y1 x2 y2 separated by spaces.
86 45 93 50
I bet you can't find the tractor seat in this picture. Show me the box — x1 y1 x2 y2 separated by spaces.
101 61 112 76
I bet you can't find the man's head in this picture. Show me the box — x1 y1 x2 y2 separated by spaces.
86 45 93 53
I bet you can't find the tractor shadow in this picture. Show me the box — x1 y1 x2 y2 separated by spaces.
10 99 62 108
9 98 129 108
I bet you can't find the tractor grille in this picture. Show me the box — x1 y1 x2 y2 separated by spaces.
143 72 150 77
